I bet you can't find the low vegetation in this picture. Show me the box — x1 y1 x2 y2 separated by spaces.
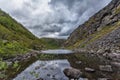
0 40 28 58
40 38 65 49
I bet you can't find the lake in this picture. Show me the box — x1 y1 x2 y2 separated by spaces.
6 49 119 80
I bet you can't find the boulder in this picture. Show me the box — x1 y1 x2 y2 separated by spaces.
63 68 82 80
99 65 113 72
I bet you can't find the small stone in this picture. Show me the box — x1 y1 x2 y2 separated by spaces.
50 67 54 70
47 74 51 77
35 66 40 70
52 75 55 78
99 65 113 72
97 49 104 54
85 67 95 72
6 61 12 66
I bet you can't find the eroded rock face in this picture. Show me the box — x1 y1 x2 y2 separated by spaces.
65 0 120 56
63 68 82 80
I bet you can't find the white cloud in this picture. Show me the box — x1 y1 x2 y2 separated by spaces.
0 0 112 39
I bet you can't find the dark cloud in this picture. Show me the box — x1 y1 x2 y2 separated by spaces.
0 0 112 39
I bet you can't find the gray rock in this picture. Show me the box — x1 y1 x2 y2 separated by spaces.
111 62 120 69
76 61 82 64
6 61 12 66
97 49 105 54
107 53 120 62
63 68 82 80
85 67 95 73
99 65 113 72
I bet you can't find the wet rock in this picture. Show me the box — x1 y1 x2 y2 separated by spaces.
63 68 82 80
85 67 95 73
99 65 113 72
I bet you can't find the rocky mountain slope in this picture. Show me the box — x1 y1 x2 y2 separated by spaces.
66 0 120 53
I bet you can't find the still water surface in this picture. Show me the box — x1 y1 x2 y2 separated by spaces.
7 49 118 80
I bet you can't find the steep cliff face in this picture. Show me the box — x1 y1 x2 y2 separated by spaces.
66 0 120 52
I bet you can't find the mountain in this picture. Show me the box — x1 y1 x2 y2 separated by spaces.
66 0 120 53
0 9 47 57
40 38 65 49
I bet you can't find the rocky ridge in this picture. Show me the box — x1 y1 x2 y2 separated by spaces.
66 0 120 58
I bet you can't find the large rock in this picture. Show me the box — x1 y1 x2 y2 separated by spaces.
63 68 82 80
99 65 113 72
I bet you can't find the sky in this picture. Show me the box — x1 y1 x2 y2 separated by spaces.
0 0 112 39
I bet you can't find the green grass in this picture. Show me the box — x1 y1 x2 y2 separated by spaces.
0 9 41 57
0 40 28 57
